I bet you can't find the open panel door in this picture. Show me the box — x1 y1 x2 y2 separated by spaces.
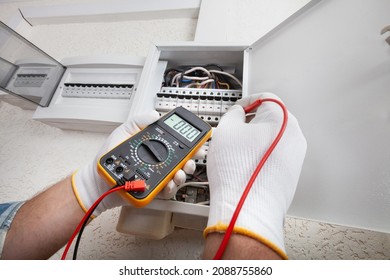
247 0 390 232
0 22 65 107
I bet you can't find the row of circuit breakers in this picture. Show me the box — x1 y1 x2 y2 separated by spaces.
61 83 134 99
57 84 242 126
155 87 242 126
57 85 242 117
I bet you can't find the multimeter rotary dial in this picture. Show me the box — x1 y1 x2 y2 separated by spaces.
97 107 212 207
137 139 170 164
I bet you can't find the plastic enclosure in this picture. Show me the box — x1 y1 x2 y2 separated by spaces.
0 22 146 133
33 55 145 132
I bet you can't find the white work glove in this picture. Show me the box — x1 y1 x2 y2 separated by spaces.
204 92 307 259
72 110 196 216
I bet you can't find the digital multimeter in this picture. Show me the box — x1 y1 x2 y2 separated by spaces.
97 106 212 207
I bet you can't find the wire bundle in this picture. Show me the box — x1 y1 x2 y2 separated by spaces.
163 65 242 89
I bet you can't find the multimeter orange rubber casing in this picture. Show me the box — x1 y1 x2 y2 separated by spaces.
97 107 212 208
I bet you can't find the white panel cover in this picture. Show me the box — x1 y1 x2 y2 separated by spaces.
248 0 390 232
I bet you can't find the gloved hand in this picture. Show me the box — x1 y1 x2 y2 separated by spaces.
204 92 307 259
72 110 196 216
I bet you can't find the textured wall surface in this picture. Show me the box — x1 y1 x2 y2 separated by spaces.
1 0 390 260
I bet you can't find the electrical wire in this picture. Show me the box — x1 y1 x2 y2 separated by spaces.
186 164 208 183
71 192 106 260
164 65 241 89
61 180 145 260
209 70 242 87
184 66 211 77
176 181 209 190
163 68 180 86
213 98 289 260
217 81 230 89
185 79 215 88
61 186 121 260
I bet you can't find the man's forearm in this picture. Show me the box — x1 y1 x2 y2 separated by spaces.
203 232 283 260
1 176 85 259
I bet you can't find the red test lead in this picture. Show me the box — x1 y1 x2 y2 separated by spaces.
213 98 288 260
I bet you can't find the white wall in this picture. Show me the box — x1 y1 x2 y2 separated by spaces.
0 0 389 260
196 0 312 44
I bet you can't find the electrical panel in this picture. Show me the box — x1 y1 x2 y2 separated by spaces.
33 55 145 132
0 22 145 132
116 46 247 237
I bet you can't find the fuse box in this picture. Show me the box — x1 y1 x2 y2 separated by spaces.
0 21 145 132
33 55 145 132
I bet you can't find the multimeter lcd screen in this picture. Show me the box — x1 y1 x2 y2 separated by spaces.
164 113 201 142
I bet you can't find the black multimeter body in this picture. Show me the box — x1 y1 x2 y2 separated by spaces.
97 106 212 207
